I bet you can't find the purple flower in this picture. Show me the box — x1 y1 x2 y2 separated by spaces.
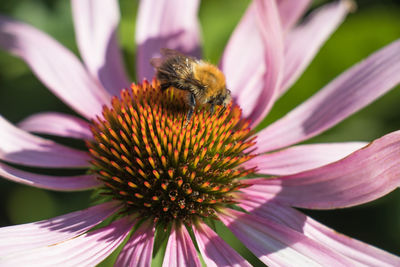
1 0 400 265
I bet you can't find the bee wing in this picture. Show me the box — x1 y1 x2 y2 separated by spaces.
160 48 186 58
151 49 189 69
150 57 163 68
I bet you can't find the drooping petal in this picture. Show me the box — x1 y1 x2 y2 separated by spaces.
280 0 354 96
277 0 311 31
0 217 133 266
239 198 400 266
0 16 111 119
71 0 129 95
193 221 251 267
0 202 119 256
219 209 353 266
246 142 367 176
136 0 201 81
0 116 89 168
0 162 100 191
256 39 400 153
115 220 154 267
18 112 92 140
162 224 201 267
221 0 284 125
247 0 284 126
243 130 400 209
220 2 264 117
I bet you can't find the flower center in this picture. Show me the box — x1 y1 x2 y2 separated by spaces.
87 80 256 225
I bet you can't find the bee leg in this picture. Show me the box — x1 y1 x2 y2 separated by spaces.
209 103 215 116
184 93 196 127
161 83 171 91
218 106 226 117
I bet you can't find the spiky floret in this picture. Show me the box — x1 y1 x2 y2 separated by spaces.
87 80 256 225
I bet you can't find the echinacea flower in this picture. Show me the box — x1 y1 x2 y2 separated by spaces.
1 0 400 266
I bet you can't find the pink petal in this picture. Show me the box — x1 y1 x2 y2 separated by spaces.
0 202 119 256
115 220 154 267
71 0 129 96
240 199 400 266
1 217 133 266
243 130 400 209
221 0 284 125
277 0 311 31
0 16 111 119
246 142 367 176
280 0 353 96
193 221 251 267
18 112 92 140
256 39 400 153
0 161 101 191
219 209 353 266
163 223 201 267
136 0 201 81
0 116 89 168
220 3 265 117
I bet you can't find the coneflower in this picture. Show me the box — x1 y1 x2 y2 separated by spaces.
0 0 400 266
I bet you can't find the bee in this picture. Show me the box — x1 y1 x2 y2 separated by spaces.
151 49 231 125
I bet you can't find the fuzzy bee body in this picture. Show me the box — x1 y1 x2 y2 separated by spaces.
151 49 231 124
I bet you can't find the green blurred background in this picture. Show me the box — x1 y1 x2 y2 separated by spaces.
0 0 399 265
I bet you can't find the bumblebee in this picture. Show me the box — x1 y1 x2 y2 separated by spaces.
151 49 231 125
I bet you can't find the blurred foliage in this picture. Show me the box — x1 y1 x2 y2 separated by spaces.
0 0 400 266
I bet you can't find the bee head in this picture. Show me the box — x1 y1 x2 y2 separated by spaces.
222 88 232 107
214 89 231 106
